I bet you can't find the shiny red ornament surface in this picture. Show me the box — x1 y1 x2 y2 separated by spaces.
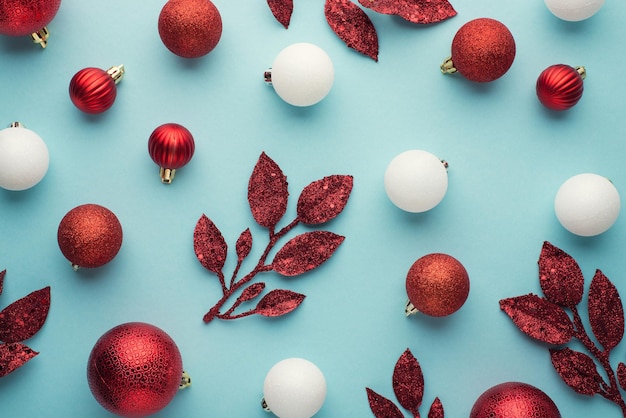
148 123 195 183
449 18 515 82
0 0 61 36
57 204 123 269
536 64 585 111
470 382 561 418
69 67 120 114
406 253 469 317
87 322 183 417
158 0 222 58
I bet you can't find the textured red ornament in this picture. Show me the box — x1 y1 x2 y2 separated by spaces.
0 342 38 378
0 269 5 295
549 347 602 396
0 287 50 343
406 253 469 317
444 18 515 82
538 241 584 307
470 382 561 418
325 0 379 61
158 0 222 58
366 388 404 418
148 123 195 183
298 175 353 224
193 214 227 275
0 0 61 36
588 269 624 351
248 152 289 230
536 65 585 110
428 397 444 418
69 66 124 114
254 289 306 317
267 0 293 28
392 349 424 415
272 231 345 276
87 322 184 417
358 0 456 24
57 204 123 269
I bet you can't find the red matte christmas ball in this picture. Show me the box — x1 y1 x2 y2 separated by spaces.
536 64 585 111
158 0 222 58
69 65 125 114
470 382 561 418
405 253 469 317
87 322 186 417
0 0 61 36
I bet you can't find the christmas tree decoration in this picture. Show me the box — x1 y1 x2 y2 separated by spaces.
0 269 51 378
441 18 516 82
148 123 196 184
87 322 190 417
0 0 62 48
545 0 604 21
325 0 379 61
195 152 353 323
537 64 586 111
158 0 222 58
554 173 620 236
384 150 448 213
470 382 561 418
69 65 125 114
501 242 626 416
57 204 123 270
358 0 456 24
265 43 334 106
405 253 469 317
0 122 49 191
366 349 445 418
262 358 327 418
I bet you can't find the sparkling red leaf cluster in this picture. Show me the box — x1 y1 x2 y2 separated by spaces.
500 241 626 415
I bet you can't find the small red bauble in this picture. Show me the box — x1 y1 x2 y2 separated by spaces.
0 0 62 47
441 18 516 82
87 322 188 418
158 0 223 58
57 204 123 270
69 65 125 114
148 123 195 184
405 253 469 317
536 64 586 111
470 382 561 418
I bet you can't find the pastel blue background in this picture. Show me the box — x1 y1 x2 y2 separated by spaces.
1 0 626 416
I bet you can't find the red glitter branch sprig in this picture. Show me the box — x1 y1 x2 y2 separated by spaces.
194 152 353 323
500 241 626 416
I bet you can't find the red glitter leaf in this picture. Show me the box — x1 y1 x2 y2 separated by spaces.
0 287 50 343
617 362 626 391
0 342 38 378
236 228 253 262
392 348 424 415
550 347 602 396
254 289 305 317
538 241 584 307
499 294 574 345
297 175 354 225
358 0 456 24
267 0 293 29
248 152 289 230
588 270 624 352
0 270 5 296
324 0 379 61
238 282 266 304
194 214 227 275
366 388 404 418
272 231 345 276
428 397 444 418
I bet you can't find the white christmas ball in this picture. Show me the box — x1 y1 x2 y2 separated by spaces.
0 124 49 191
554 173 620 236
263 358 327 418
270 43 334 107
545 0 604 21
384 150 448 213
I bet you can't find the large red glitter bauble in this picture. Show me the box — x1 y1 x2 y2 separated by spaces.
406 253 469 317
158 0 222 58
470 382 561 418
536 64 585 111
0 0 61 36
87 322 184 417
69 68 118 114
57 204 123 269
450 18 516 82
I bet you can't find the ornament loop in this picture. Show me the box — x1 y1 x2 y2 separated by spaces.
440 57 457 75
106 65 125 85
261 397 271 412
30 27 50 49
179 371 192 389
405 300 418 316
575 66 586 80
264 69 273 85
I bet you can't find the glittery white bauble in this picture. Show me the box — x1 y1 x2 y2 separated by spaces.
555 173 620 236
384 150 448 213
0 124 49 191
545 0 604 21
269 43 334 107
263 358 327 418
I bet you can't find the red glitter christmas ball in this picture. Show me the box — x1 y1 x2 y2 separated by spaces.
0 0 61 36
447 18 516 82
69 66 124 114
87 322 184 417
148 123 195 184
158 0 223 58
470 382 561 418
536 64 585 111
406 253 469 317
57 204 123 269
